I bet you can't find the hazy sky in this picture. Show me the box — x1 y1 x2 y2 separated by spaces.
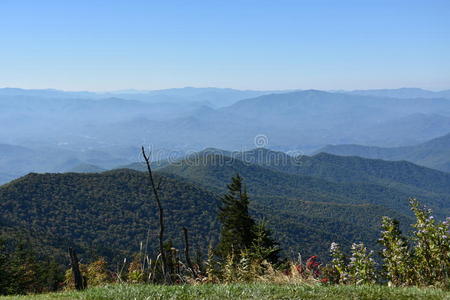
0 0 449 91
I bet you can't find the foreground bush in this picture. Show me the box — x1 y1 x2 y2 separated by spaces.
329 198 449 288
59 200 448 290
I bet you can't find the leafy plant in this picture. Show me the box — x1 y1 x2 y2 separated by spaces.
409 198 449 287
347 243 377 285
379 216 413 286
329 242 348 284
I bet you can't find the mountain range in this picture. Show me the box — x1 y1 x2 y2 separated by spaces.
344 88 450 99
159 149 450 217
318 132 450 173
2 87 450 185
2 148 449 265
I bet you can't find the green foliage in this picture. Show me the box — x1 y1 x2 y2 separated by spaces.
64 264 88 290
126 254 145 284
220 251 265 283
249 221 280 265
0 170 219 266
347 243 377 285
0 239 10 294
211 175 281 282
330 199 449 288
409 198 450 287
2 283 449 300
0 240 62 295
205 246 219 283
160 151 450 258
329 242 348 284
161 151 450 218
86 258 112 286
4 151 444 265
65 258 111 289
319 132 450 173
164 241 182 282
215 174 256 260
1 153 449 293
329 242 378 286
379 216 413 286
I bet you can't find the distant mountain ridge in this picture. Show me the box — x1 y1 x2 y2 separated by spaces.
344 88 450 99
0 143 135 185
68 163 106 173
159 149 450 218
3 86 448 100
217 90 450 148
317 132 450 173
0 87 277 107
2 88 450 182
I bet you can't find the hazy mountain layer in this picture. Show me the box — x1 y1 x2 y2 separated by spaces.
318 132 450 173
344 88 450 99
2 88 450 184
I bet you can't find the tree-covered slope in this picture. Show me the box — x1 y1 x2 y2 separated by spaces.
68 163 106 173
317 132 450 172
3 149 449 265
159 153 450 217
0 170 220 264
216 148 450 205
159 154 425 256
0 164 413 263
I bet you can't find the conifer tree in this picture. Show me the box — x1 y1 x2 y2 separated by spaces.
0 239 12 295
250 221 281 264
215 174 256 259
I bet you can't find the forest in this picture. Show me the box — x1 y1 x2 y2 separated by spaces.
0 149 449 296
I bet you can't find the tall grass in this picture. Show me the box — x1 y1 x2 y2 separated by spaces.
2 283 449 300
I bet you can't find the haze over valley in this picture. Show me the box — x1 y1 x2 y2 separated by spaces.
2 87 450 184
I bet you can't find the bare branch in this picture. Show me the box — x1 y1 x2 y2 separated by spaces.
156 177 163 191
183 227 197 278
141 145 169 282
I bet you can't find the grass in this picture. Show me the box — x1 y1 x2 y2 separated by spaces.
2 283 449 300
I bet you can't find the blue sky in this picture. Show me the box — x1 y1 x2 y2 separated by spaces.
0 0 449 91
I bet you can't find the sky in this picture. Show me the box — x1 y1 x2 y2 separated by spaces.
0 0 449 91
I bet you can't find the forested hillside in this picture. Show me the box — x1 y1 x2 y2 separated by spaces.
0 170 220 264
0 163 414 265
2 149 450 285
318 132 450 172
160 150 450 217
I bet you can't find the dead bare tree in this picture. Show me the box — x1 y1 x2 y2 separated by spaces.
68 247 86 290
183 227 197 278
141 146 168 280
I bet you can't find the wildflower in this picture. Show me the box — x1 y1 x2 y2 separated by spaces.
330 242 339 251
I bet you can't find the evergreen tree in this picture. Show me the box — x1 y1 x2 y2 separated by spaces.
216 175 281 263
250 221 281 264
1 239 63 295
9 241 41 294
215 174 255 258
215 174 256 259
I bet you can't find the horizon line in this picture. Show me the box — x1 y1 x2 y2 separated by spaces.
0 86 449 93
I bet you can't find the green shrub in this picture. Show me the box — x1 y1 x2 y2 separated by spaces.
347 243 377 285
329 242 348 284
409 198 449 287
379 216 414 286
